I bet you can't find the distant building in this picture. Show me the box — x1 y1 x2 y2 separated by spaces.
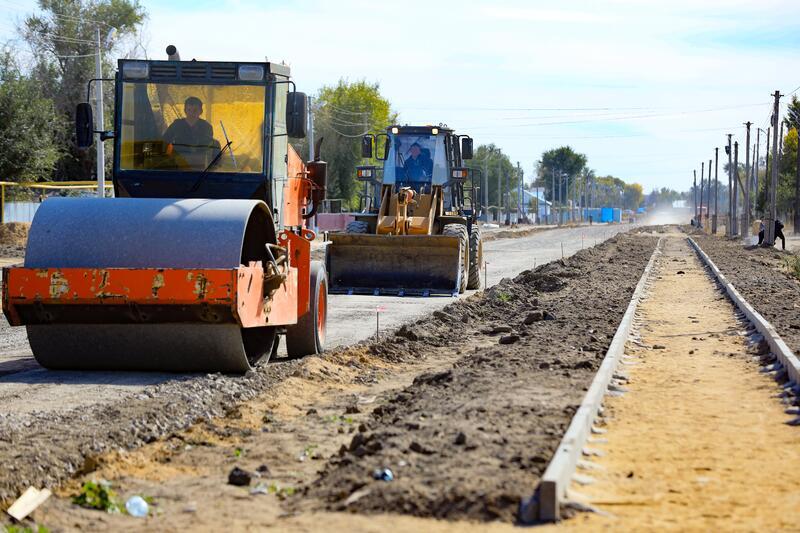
522 188 552 223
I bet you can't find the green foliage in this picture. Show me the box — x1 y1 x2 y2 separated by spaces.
646 187 685 207
496 291 511 303
785 95 800 132
536 146 587 203
469 144 519 208
623 182 644 210
72 480 121 513
0 51 60 181
3 526 50 533
783 254 800 280
294 80 396 209
20 0 146 180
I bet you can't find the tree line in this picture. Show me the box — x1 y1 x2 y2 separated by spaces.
534 146 645 211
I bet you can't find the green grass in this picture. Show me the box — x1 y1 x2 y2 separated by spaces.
496 291 512 303
782 254 800 279
3 526 50 533
71 480 121 513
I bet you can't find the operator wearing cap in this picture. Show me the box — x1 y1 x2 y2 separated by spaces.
403 142 433 181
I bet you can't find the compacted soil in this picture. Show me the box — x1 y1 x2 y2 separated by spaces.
572 235 800 531
690 232 800 354
1 232 657 531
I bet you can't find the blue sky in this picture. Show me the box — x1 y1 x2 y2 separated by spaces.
2 0 800 192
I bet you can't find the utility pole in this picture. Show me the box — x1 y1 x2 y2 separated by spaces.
693 170 698 224
551 168 556 226
699 161 705 228
755 128 761 218
764 127 770 220
95 28 105 198
497 160 503 215
726 134 733 236
764 90 782 246
482 153 488 222
713 148 719 234
732 141 739 236
707 159 712 229
743 122 752 237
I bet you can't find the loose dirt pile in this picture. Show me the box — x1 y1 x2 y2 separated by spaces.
303 233 658 522
0 232 657 528
0 222 29 258
691 233 800 354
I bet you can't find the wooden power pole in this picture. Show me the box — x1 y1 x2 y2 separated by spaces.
743 122 752 237
764 90 782 246
713 147 719 234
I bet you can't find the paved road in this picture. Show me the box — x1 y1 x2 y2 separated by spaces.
0 223 628 415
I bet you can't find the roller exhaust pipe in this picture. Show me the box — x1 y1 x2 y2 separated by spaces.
166 44 180 61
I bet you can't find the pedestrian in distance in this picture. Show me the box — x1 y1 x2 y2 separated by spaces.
757 219 786 250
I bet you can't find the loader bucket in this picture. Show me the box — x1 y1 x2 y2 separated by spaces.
326 233 462 296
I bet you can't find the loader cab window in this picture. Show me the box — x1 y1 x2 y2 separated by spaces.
382 133 448 190
119 82 266 173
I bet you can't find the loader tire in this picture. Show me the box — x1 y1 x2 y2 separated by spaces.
345 220 369 234
467 224 482 289
286 261 327 359
443 223 468 294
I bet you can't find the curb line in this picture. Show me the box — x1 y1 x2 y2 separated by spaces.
687 237 800 385
519 237 663 523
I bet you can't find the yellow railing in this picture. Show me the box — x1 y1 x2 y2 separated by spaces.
0 181 113 224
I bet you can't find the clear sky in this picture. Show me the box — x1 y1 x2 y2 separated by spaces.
2 0 800 192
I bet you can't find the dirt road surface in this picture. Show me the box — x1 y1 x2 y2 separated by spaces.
0 231 658 530
0 223 627 418
570 235 800 530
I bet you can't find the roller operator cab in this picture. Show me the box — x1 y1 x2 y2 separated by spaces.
326 125 484 296
2 48 328 373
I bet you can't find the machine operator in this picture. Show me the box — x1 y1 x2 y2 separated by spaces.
164 96 215 169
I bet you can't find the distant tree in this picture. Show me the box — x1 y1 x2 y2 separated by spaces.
784 95 800 132
623 182 644 210
0 49 60 183
470 144 516 210
20 0 146 180
536 146 587 203
295 80 396 209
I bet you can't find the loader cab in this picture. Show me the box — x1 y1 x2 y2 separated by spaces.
382 126 454 194
104 58 306 217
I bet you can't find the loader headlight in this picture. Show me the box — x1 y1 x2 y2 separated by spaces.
122 61 149 79
431 127 439 135
391 127 399 134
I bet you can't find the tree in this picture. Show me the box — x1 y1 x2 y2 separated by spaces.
776 127 798 213
296 80 396 208
0 49 60 183
784 95 800 132
469 144 517 212
20 0 146 180
536 146 587 203
623 182 644 210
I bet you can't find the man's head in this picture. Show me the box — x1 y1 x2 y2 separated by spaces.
409 143 421 159
184 96 203 125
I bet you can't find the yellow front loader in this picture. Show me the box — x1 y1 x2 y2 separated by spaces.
326 125 483 296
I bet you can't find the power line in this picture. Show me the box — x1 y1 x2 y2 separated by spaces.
464 102 769 130
329 125 371 138
0 0 113 27
322 103 371 116
53 52 96 58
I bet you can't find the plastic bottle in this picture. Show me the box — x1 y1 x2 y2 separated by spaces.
125 495 149 517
